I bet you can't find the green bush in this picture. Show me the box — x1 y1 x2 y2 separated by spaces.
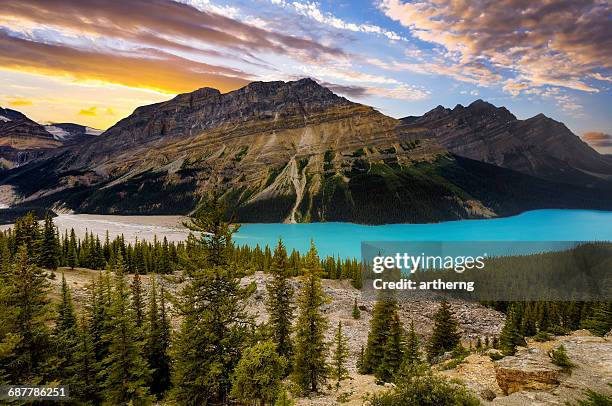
549 345 574 370
369 369 480 406
534 331 553 342
568 388 612 406
489 352 504 361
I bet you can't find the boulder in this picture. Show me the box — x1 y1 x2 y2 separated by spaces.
494 348 563 395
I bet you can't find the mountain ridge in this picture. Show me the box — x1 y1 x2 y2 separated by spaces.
1 79 611 223
401 99 612 187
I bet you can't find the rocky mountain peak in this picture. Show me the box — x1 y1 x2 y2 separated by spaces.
103 78 353 141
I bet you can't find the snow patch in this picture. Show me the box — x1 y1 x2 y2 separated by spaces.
85 127 103 136
0 115 11 122
44 125 70 140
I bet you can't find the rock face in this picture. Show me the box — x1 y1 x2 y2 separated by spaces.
0 108 101 169
402 100 612 187
0 107 60 169
3 79 612 222
494 348 563 395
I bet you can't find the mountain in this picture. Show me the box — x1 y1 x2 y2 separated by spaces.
0 107 61 169
44 123 103 142
2 79 612 224
0 107 102 169
401 100 612 187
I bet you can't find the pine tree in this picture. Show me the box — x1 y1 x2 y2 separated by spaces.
38 213 59 270
352 298 361 319
292 241 328 393
499 306 526 355
356 346 365 374
146 275 171 398
581 302 612 337
131 271 144 328
67 229 77 269
231 340 287 405
99 255 153 405
426 300 461 362
402 320 421 368
1 246 53 383
331 322 350 388
377 312 404 382
69 315 98 405
266 239 295 369
363 298 400 373
171 196 254 404
55 273 78 383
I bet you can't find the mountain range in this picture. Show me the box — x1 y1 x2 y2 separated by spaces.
1 78 611 224
0 107 102 170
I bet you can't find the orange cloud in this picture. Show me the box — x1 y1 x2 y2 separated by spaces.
0 32 250 94
583 132 612 148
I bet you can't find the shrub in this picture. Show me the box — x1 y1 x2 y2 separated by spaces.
369 369 480 406
534 331 553 342
568 388 612 406
549 345 574 370
489 352 504 361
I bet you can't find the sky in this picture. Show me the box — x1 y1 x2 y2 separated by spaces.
0 0 611 153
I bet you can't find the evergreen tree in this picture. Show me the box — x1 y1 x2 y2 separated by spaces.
231 340 287 405
171 197 254 405
39 213 59 270
352 298 361 319
499 306 526 355
426 300 461 362
363 298 400 373
146 275 171 398
356 345 365 374
13 212 40 259
331 321 350 388
69 315 98 405
99 256 153 405
581 302 612 337
292 241 329 393
0 246 53 383
55 273 78 383
266 239 295 368
377 312 404 382
67 229 78 269
131 271 145 328
402 320 421 370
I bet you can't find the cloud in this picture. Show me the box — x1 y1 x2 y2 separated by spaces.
583 132 612 148
7 97 32 106
0 0 345 64
0 32 250 94
273 1 406 41
319 81 429 101
78 107 98 117
380 0 611 94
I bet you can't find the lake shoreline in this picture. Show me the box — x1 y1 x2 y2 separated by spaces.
2 209 611 258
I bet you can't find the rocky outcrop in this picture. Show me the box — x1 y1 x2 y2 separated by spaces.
494 348 563 395
402 100 612 187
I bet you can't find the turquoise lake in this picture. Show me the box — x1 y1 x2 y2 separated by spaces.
233 209 612 258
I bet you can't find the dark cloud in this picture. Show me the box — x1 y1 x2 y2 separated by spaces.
583 132 612 148
0 31 251 93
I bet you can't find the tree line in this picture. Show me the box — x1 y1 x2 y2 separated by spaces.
0 212 362 287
